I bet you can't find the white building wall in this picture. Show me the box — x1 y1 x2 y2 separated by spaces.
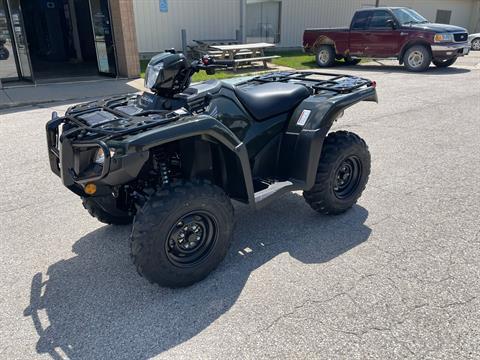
133 0 241 55
133 0 479 54
380 0 476 28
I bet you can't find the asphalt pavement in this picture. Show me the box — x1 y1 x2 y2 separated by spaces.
1 53 479 359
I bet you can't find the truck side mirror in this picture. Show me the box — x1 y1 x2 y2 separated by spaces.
386 19 396 29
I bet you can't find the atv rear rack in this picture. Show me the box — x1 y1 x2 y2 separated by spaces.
246 71 375 95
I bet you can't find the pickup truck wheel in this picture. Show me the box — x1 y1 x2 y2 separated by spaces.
303 131 370 215
471 38 480 51
316 45 336 67
130 181 234 288
403 45 431 72
82 196 133 225
432 57 457 68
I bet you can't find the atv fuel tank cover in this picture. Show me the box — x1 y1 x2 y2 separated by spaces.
78 111 118 127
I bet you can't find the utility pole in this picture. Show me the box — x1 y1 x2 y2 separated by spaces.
375 0 380 7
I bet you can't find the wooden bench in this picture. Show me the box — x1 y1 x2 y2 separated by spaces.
232 55 280 71
207 49 253 59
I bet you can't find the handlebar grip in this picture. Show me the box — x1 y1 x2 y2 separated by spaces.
210 59 233 66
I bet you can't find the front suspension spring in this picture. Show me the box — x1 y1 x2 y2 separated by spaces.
159 162 169 185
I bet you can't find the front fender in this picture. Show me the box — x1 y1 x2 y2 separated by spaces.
125 114 242 152
122 114 255 203
399 38 433 63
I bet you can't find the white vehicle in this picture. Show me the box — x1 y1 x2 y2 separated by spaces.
468 33 480 51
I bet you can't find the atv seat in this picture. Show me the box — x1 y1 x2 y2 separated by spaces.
234 82 310 121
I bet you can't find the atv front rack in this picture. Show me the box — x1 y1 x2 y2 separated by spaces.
62 96 183 140
46 95 187 185
246 71 375 95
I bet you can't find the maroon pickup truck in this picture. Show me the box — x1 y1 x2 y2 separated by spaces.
303 7 470 72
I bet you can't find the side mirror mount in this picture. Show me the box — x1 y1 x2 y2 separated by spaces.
386 19 396 29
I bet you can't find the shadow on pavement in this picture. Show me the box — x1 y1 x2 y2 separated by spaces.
24 192 371 359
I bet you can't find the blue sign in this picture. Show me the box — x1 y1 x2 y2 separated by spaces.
160 0 168 12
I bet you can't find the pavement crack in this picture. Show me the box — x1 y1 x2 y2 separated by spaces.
439 296 477 309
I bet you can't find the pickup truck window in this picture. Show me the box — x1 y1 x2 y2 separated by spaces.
351 11 370 30
368 10 394 29
391 8 428 25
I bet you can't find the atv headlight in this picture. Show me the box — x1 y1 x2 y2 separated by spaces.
145 62 164 90
434 33 454 43
94 148 115 164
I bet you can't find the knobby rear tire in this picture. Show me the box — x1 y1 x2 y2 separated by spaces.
303 131 371 215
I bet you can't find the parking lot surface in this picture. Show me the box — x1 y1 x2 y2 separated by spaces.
1 54 479 359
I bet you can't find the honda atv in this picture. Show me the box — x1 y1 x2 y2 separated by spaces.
46 50 378 287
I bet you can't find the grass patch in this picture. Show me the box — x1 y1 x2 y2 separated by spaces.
271 51 317 69
270 51 370 70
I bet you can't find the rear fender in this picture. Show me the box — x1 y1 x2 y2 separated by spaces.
313 36 336 53
279 87 377 190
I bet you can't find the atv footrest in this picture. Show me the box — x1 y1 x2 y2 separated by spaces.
254 181 294 205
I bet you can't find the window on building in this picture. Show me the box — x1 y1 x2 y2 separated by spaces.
435 10 452 24
368 10 394 29
246 1 281 43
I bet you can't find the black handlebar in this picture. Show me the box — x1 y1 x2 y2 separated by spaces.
191 56 230 73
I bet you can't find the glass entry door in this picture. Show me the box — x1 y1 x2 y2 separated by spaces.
0 0 18 81
4 0 33 81
246 1 281 44
89 0 116 76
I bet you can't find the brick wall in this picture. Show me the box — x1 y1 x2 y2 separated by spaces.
110 0 140 78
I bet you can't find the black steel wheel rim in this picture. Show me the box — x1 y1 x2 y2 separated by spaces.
333 156 362 199
165 210 218 267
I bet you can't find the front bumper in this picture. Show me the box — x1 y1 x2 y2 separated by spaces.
431 42 470 59
46 113 148 194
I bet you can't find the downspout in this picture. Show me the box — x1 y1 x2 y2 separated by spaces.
240 0 246 43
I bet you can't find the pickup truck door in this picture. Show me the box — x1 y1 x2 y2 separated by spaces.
348 10 371 56
363 10 403 57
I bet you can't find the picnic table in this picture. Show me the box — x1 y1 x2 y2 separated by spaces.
191 39 239 57
208 42 279 72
